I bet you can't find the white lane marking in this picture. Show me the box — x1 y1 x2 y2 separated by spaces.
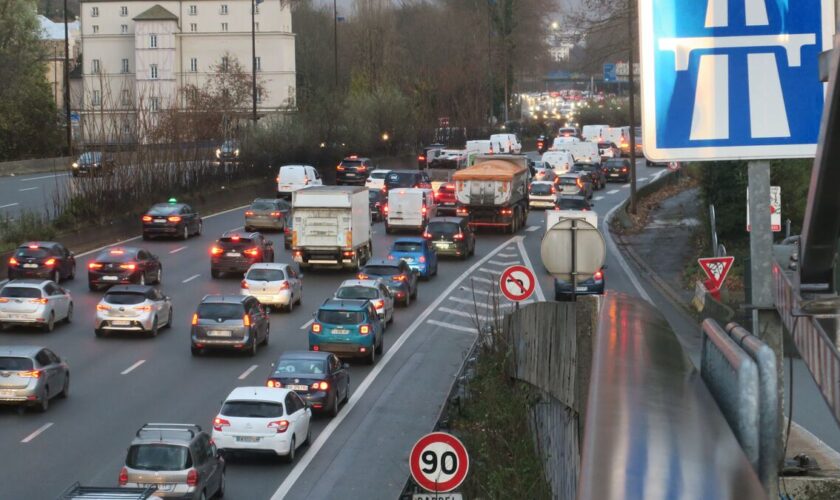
182 274 201 283
121 360 146 375
516 236 547 302
426 319 478 334
477 267 500 274
229 226 244 232
0 203 20 209
75 204 250 258
622 184 631 189
21 423 54 443
468 276 494 284
169 246 187 254
238 364 259 380
603 203 652 302
526 226 540 232
20 173 69 182
300 319 314 330
638 177 649 182
653 170 665 179
497 252 517 258
18 187 39 192
594 196 604 201
437 307 490 321
487 260 521 266
607 189 620 194
269 235 519 499
448 296 515 308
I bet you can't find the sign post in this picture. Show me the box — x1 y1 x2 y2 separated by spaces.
541 217 606 301
409 432 469 496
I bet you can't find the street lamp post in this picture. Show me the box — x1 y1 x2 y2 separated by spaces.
251 0 258 122
627 0 638 214
333 0 338 87
63 0 72 152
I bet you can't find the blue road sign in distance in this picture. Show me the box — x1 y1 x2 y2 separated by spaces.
604 63 617 82
639 0 836 161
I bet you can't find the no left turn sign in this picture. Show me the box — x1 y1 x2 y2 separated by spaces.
409 432 469 493
499 265 536 302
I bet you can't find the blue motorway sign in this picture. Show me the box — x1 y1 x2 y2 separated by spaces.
604 63 617 82
639 0 836 161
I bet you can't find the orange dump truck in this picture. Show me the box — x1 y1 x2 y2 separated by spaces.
452 154 530 233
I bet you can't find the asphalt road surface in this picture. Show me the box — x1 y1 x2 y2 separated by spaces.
0 171 71 219
2 160 836 499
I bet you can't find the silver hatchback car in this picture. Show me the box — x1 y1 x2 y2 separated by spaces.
0 345 70 412
0 280 74 332
333 279 395 328
95 285 173 338
240 263 303 312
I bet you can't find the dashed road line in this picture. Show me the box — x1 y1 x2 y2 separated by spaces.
20 173 69 182
487 260 520 266
300 319 314 330
594 196 604 201
437 307 490 321
497 252 517 258
18 187 39 192
638 177 648 182
21 423 53 443
448 296 515 308
169 246 187 254
182 274 201 283
0 203 20 209
622 184 631 189
469 276 495 285
526 226 540 232
238 364 259 380
121 360 146 375
607 189 620 194
426 320 478 334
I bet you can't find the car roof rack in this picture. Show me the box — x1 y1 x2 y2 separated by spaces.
136 423 201 440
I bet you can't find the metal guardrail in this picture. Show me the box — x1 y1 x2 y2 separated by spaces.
700 319 761 469
579 292 765 500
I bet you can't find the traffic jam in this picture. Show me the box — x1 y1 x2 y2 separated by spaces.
0 126 636 497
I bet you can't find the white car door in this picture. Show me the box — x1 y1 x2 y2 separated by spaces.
48 284 70 319
287 392 310 448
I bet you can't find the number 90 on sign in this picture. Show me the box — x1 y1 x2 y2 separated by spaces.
409 432 469 493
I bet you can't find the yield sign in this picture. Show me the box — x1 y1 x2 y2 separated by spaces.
698 256 735 291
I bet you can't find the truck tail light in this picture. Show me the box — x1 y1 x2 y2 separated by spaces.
594 270 604 281
213 417 230 432
421 206 427 215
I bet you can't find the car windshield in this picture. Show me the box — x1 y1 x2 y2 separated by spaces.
246 269 285 281
14 247 50 259
221 401 285 418
0 287 42 299
197 303 244 320
94 250 137 263
530 184 553 195
221 141 238 152
147 204 181 216
79 152 101 163
273 359 327 375
126 445 191 471
341 160 363 167
558 198 588 209
392 241 423 252
250 200 276 211
336 286 379 300
0 357 33 371
362 265 401 277
369 171 388 179
104 292 146 305
385 172 416 187
427 222 460 235
318 309 365 325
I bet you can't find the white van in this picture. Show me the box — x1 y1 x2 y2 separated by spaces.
604 127 630 152
489 133 522 154
551 136 580 150
466 140 494 155
277 165 322 198
386 188 436 233
541 151 575 174
581 125 610 141
555 142 601 164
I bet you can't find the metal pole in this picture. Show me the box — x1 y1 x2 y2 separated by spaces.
63 0 72 152
627 0 638 214
747 160 784 475
333 0 338 87
571 218 578 302
251 0 257 123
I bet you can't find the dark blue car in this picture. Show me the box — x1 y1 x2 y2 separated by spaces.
309 299 384 364
387 237 438 279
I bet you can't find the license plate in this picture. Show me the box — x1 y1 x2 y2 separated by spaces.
331 328 349 335
435 243 451 249
226 252 241 257
208 330 232 337
140 483 173 492
102 276 119 281
22 264 38 269
576 286 588 292
346 173 356 177
288 384 309 391
0 390 16 397
235 436 261 443
610 174 619 177
111 320 131 326
154 218 166 223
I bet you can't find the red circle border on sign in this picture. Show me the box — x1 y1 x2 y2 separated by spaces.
409 432 470 493
499 265 536 302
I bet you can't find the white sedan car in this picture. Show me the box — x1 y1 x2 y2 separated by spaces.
0 280 73 332
212 387 312 462
333 279 395 328
241 263 303 312
364 169 391 190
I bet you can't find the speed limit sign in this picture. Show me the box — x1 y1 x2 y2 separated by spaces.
409 432 469 492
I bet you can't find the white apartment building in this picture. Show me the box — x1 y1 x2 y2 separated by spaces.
79 0 295 143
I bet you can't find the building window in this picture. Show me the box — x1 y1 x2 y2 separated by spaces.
221 56 229 71
220 4 228 14
190 57 198 72
121 58 129 73
91 59 100 74
150 64 158 79
92 90 101 106
190 23 197 32
189 5 197 15
120 6 128 16
92 25 99 34
150 34 158 48
121 24 128 34
91 6 99 17
221 22 228 32
150 97 160 112
121 89 131 105
255 57 261 71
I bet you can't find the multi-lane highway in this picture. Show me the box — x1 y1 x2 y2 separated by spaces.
0 171 71 219
0 161 789 499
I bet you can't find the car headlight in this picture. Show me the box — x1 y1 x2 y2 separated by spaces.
215 148 221 158
72 162 78 168
234 149 240 157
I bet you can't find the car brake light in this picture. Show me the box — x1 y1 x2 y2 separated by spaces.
243 314 251 327
418 155 426 161
119 263 136 270
393 275 407 282
0 298 8 303
594 270 604 280
241 280 249 289
454 233 464 241
456 207 468 216
88 262 103 269
271 211 282 217
243 247 260 257
372 299 384 309
422 232 432 239
419 256 426 263
96 304 110 311
622 167 629 173
167 216 182 223
267 379 282 388
44 258 56 267
213 417 230 431
186 468 199 487
142 215 152 222
337 166 345 171
231 235 241 241
383 204 389 214
211 246 224 255
421 206 427 215
550 186 556 194
8 257 18 266
387 254 395 260
359 324 371 335
311 381 329 391
118 467 128 486
30 298 48 304
135 305 152 311
268 420 289 433
191 313 198 325
284 227 291 235
576 178 584 189
279 281 290 290
357 273 369 280
244 211 254 216
311 323 322 333
358 166 367 172
110 249 125 255
18 370 41 378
